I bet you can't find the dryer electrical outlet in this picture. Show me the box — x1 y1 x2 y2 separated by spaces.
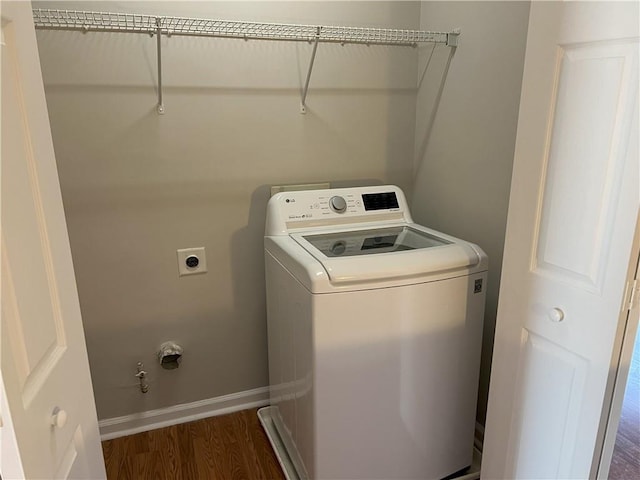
176 247 207 276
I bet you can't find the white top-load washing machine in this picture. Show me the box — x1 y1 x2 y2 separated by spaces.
259 185 488 480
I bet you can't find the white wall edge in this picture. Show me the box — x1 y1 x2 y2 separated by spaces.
475 421 485 452
99 386 270 441
455 423 485 480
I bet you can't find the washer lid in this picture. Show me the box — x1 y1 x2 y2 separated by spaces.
290 223 484 286
301 225 450 258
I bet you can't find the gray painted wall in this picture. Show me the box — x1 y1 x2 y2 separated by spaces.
36 1 421 420
413 1 530 424
36 0 530 427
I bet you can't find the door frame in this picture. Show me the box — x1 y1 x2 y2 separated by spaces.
1 374 26 479
593 210 640 478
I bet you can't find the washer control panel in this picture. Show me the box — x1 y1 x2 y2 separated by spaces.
267 186 410 233
279 191 364 220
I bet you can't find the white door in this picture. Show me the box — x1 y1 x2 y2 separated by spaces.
483 1 639 479
0 2 106 478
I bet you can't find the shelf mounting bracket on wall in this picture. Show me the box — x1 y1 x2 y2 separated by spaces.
32 8 461 115
300 26 321 114
155 17 164 114
446 28 461 47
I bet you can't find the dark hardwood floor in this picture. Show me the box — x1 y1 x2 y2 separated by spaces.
101 369 639 480
101 408 285 480
609 327 640 480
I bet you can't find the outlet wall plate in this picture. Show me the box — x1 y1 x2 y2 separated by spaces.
177 247 207 276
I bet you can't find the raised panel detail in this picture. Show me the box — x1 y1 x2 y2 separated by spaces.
0 22 66 407
534 41 638 291
55 426 81 479
509 331 588 479
1 244 31 385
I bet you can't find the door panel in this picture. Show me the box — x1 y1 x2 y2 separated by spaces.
509 332 588 479
3 22 67 401
1 2 106 478
535 41 638 291
483 2 639 478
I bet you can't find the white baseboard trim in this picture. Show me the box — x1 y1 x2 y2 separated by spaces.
99 386 270 441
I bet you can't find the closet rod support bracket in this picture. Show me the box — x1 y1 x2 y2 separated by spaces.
300 27 321 114
156 17 165 115
446 28 461 48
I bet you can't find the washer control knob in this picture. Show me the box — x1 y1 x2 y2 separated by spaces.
329 196 347 213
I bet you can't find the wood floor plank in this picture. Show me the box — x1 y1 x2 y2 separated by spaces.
157 425 183 480
103 436 136 479
102 408 285 480
214 413 250 480
193 437 218 480
101 439 120 479
119 456 136 480
235 409 264 480
133 451 165 479
118 430 151 464
199 415 230 480
241 409 284 479
176 421 198 479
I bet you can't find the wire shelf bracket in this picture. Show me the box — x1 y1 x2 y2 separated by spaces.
32 8 461 114
155 18 164 115
300 26 321 114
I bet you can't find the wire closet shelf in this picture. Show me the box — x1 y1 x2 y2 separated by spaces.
32 8 457 46
32 8 460 114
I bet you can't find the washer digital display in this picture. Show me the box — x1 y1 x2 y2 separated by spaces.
362 192 399 211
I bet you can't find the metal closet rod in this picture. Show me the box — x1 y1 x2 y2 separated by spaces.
32 8 460 114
